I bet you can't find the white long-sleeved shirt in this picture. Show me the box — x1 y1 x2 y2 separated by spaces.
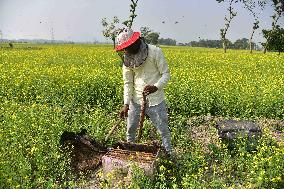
123 44 170 106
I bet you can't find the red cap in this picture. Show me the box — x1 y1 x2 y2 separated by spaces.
115 28 140 51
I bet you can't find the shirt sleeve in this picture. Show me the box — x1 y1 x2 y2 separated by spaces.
154 48 171 90
123 65 134 105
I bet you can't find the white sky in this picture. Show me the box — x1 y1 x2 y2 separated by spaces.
0 0 283 43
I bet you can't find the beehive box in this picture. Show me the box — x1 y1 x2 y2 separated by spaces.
102 142 161 177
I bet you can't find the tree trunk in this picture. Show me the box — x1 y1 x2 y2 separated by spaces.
223 40 227 53
263 46 267 54
249 30 255 54
112 40 116 49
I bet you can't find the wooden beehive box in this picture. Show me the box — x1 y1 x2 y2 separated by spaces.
102 142 161 177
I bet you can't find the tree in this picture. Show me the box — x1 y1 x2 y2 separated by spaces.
101 16 121 48
122 0 139 28
140 27 160 45
217 0 237 53
232 1 282 53
158 38 177 46
242 2 265 54
101 0 139 49
190 39 221 48
140 27 152 38
262 25 284 54
145 32 159 45
263 0 284 53
217 0 268 53
188 39 226 48
249 20 260 53
9 42 13 48
234 38 249 49
219 1 283 53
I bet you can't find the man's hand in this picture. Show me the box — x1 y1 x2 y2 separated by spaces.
143 85 158 96
119 104 129 119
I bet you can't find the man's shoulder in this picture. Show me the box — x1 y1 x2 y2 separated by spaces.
148 44 163 54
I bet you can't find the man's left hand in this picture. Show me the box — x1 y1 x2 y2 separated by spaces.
143 85 158 96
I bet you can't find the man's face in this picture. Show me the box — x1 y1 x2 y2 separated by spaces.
125 38 141 55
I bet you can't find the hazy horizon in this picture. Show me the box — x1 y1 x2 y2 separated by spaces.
0 0 283 44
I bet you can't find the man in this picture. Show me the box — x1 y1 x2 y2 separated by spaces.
116 28 172 154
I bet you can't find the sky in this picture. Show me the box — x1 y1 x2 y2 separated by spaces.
0 0 283 44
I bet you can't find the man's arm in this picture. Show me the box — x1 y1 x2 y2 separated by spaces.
123 65 134 105
154 48 171 90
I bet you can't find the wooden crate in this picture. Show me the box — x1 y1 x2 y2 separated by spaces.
102 142 161 177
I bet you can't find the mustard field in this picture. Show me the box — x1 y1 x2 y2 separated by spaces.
0 44 283 188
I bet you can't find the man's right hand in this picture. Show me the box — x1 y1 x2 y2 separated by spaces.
119 104 129 119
